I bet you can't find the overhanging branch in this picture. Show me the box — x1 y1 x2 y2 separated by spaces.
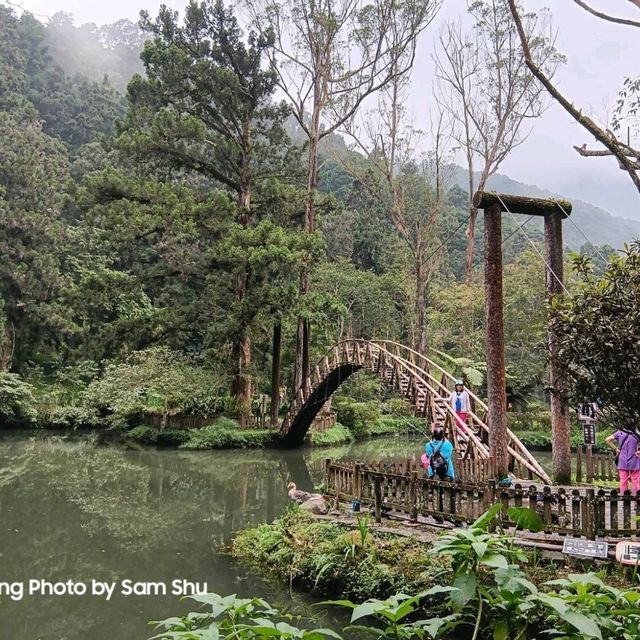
571 0 640 27
507 0 640 195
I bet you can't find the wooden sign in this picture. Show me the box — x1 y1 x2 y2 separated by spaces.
582 422 597 446
562 538 608 559
616 541 640 565
577 402 598 422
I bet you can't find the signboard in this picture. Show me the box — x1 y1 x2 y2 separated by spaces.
577 402 598 422
615 541 640 565
562 538 608 559
582 422 597 446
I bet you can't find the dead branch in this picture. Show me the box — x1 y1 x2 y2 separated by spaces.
571 0 640 27
507 0 640 195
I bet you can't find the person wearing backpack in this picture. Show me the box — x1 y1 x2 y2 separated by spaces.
425 428 454 481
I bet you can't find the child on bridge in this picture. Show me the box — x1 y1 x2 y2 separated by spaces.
448 379 470 429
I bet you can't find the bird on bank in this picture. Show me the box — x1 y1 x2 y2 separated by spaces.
287 482 323 504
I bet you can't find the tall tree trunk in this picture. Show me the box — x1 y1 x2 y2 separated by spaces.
464 206 478 284
415 250 427 355
294 130 319 391
0 323 14 371
231 326 252 419
231 175 252 417
270 321 282 428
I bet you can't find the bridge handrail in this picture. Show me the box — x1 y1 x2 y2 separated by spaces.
374 340 489 413
369 342 490 459
367 343 549 482
378 344 490 437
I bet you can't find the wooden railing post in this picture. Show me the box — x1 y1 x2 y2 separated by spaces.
374 477 382 523
409 471 418 522
354 463 362 500
584 488 595 539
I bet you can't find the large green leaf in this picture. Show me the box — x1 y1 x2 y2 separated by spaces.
452 572 477 608
507 507 544 532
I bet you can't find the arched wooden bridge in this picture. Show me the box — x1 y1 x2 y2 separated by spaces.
280 339 550 484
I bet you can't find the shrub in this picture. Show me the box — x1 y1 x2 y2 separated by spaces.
125 425 190 447
309 424 353 446
335 399 380 437
179 420 277 449
367 416 425 436
44 405 100 429
81 347 218 427
0 372 38 424
380 398 414 417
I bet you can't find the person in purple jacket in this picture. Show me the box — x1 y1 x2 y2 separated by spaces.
606 428 640 494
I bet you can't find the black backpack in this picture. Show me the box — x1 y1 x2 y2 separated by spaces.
430 441 448 479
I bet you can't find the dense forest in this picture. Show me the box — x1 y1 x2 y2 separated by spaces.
0 1 618 431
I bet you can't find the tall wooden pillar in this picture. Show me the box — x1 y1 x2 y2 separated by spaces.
545 212 571 483
484 203 509 479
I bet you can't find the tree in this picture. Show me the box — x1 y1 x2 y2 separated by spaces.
507 0 640 195
123 0 293 414
244 0 442 390
551 243 640 430
0 108 72 369
341 71 450 354
435 0 563 282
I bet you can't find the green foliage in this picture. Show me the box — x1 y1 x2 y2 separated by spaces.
82 347 215 427
380 398 414 417
150 593 341 639
179 420 277 449
232 510 452 602
173 510 640 639
0 372 38 424
125 425 190 447
552 243 640 428
334 400 381 438
309 424 353 447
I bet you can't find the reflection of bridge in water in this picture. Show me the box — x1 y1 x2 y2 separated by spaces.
280 339 550 484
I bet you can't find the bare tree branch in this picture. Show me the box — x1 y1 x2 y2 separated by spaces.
507 0 640 195
571 0 640 27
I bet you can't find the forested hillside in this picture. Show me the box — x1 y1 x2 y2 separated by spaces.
0 1 626 430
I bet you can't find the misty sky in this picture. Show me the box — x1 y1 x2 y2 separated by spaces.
13 0 640 221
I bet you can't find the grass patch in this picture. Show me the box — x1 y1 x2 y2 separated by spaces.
232 509 451 601
309 423 353 446
125 417 278 449
179 418 278 449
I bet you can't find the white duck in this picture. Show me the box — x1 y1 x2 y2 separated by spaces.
287 482 323 504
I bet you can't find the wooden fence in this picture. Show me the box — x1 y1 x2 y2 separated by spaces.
575 447 617 483
325 460 640 539
355 455 535 486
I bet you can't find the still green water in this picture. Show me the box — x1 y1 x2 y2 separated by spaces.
0 431 555 639
0 431 431 640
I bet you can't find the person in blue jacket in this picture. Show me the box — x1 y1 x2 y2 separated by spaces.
424 428 455 480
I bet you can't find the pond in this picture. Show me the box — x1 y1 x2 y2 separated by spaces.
0 430 552 639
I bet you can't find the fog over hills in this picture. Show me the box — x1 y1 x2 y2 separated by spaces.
450 168 640 251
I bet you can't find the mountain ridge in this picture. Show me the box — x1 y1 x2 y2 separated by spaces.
451 167 640 250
